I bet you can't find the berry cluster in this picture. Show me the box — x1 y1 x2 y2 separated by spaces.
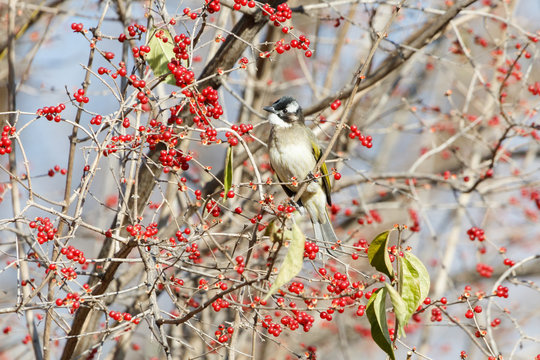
215 281 228 291
97 67 111 76
108 310 140 324
276 203 296 216
118 23 147 42
232 0 256 11
158 148 192 173
182 7 199 20
143 121 178 151
503 258 515 267
273 39 292 54
225 123 253 146
356 304 366 317
476 263 493 278
190 86 224 124
408 208 420 232
90 115 103 125
102 134 132 157
495 285 509 298
330 99 341 110
60 266 78 280
431 307 443 322
167 60 195 88
290 35 312 57
205 199 222 218
288 281 304 295
474 35 489 48
304 241 319 260
325 272 351 296
523 188 540 209
262 3 292 26
55 292 83 314
351 238 368 260
280 305 315 332
126 23 146 38
168 276 184 293
495 58 523 83
167 104 184 126
185 242 200 261
528 81 540 96
131 45 150 59
126 222 158 241
29 217 58 244
199 127 218 144
238 56 249 68
211 298 230 312
205 0 221 13
0 125 14 155
126 73 146 89
214 324 234 343
329 296 354 315
235 256 245 274
60 245 87 265
48 165 67 177
348 125 373 148
467 227 485 241
490 317 501 328
198 278 209 290
353 238 368 252
170 230 188 246
70 23 84 32
173 33 191 61
37 103 66 122
73 88 89 103
356 209 383 225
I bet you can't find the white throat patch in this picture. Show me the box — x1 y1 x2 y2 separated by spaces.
268 113 292 128
286 101 299 114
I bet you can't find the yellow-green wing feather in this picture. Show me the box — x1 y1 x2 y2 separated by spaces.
309 137 332 206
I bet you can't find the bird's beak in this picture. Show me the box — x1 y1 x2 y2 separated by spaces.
263 105 276 114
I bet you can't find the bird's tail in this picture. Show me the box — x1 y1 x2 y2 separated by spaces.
312 211 338 251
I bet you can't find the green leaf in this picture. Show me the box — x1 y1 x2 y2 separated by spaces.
398 252 430 325
385 283 408 338
146 28 177 85
404 252 430 302
366 288 395 360
368 231 394 279
223 146 233 202
399 256 421 322
263 223 305 301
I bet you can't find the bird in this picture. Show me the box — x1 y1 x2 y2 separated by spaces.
264 96 339 249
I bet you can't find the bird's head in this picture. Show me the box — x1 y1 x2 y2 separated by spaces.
263 96 303 128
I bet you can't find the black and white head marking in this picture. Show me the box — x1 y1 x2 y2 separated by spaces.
263 96 302 128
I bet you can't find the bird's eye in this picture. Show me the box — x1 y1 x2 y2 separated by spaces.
282 109 288 114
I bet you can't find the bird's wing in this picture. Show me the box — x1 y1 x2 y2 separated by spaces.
306 128 332 206
271 166 304 208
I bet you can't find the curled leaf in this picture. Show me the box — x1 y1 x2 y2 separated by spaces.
403 252 430 304
366 287 395 360
398 252 430 325
223 146 233 202
368 231 394 279
146 28 176 85
385 283 408 338
263 223 305 300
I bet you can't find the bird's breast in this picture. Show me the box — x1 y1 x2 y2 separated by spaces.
269 129 315 187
